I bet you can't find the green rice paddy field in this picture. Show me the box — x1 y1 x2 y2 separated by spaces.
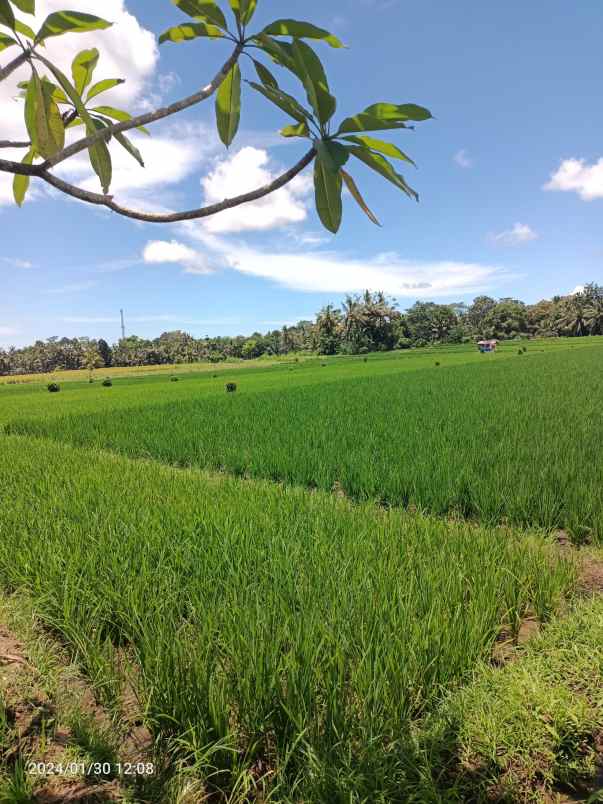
0 338 602 801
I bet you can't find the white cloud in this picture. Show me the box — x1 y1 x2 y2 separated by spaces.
0 0 162 205
544 158 603 201
570 284 585 295
143 240 212 275
0 326 18 337
454 149 473 168
180 226 508 296
492 222 539 246
200 147 311 234
0 257 33 269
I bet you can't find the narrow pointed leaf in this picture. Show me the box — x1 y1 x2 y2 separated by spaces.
289 40 336 125
90 106 149 135
340 135 416 165
0 0 15 30
36 11 112 43
252 59 279 89
280 121 309 138
37 53 113 194
159 21 222 43
252 34 295 70
13 147 35 207
314 154 342 233
316 139 348 174
11 0 35 13
172 0 227 29
72 48 99 96
240 0 257 24
337 113 410 135
25 72 64 159
215 62 241 147
340 168 381 226
14 19 35 39
0 31 17 51
363 102 432 122
262 19 344 48
246 80 313 124
347 145 418 201
114 131 144 167
86 78 125 103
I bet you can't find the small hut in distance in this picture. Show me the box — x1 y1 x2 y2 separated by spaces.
477 339 498 353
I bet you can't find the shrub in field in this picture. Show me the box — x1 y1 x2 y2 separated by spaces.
47 382 60 393
425 597 603 801
102 379 112 388
226 382 237 393
170 377 179 382
435 361 441 367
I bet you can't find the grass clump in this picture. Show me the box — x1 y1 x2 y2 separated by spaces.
225 382 237 393
46 383 60 393
102 378 113 388
424 597 603 802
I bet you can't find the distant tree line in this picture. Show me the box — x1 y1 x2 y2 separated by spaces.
2 283 602 376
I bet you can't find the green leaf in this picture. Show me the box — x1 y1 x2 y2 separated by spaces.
340 135 416 165
252 59 279 89
86 78 125 103
159 21 223 43
280 121 309 138
37 53 112 194
316 139 348 174
252 34 295 70
114 131 144 167
71 48 99 96
314 153 342 233
0 0 15 30
13 147 35 208
262 19 344 48
239 0 257 25
337 113 410 135
340 168 381 226
10 0 35 14
0 31 17 51
289 39 335 126
363 102 432 122
347 145 418 201
215 62 240 147
14 19 35 39
24 72 64 159
90 106 149 135
19 78 68 105
172 0 227 29
36 11 112 43
246 80 313 125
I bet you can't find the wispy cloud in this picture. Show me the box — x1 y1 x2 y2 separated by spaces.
45 280 99 295
454 149 473 169
492 222 539 246
143 240 213 275
0 326 18 337
1 257 33 269
544 158 603 201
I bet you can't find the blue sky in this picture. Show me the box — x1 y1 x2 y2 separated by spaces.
1 0 602 347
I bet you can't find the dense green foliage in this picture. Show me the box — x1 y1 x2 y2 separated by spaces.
11 340 603 543
1 283 602 376
0 436 573 801
425 597 603 801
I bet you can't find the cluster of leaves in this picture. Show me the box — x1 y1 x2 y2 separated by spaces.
162 0 433 232
1 0 433 233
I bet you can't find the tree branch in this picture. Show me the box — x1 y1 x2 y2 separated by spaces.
36 43 244 171
1 149 316 223
0 49 30 84
0 141 30 149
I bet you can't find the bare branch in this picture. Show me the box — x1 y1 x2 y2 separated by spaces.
37 43 244 171
0 49 30 84
0 141 30 149
1 149 316 223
